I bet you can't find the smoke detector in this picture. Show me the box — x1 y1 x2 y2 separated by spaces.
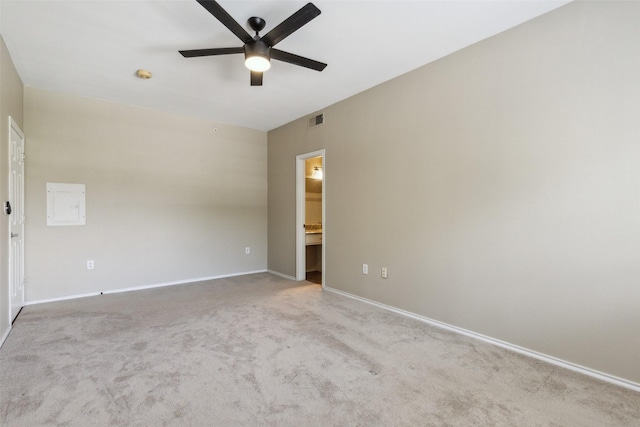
136 69 152 79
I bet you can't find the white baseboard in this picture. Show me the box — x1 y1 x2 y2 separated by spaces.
324 286 640 394
26 291 103 306
25 270 268 306
267 269 297 281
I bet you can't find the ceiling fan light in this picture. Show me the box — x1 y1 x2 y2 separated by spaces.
244 41 271 72
245 55 271 72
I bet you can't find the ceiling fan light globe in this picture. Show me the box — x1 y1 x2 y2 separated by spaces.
245 55 271 72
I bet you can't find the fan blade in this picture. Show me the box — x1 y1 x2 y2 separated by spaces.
250 71 263 86
271 49 327 71
196 0 253 44
179 47 244 58
261 3 321 47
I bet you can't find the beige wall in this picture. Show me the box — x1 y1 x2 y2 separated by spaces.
0 35 24 341
25 87 267 301
268 1 640 383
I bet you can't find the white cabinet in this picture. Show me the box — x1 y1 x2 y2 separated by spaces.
305 232 322 246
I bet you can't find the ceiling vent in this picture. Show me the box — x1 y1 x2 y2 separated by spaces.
308 113 324 129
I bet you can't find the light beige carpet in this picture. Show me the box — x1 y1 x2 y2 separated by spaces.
1 273 638 426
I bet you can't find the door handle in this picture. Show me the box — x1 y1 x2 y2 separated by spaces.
4 201 11 215
11 232 18 238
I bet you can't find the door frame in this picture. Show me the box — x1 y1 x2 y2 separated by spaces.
296 149 325 286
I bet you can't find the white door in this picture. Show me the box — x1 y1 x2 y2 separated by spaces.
8 117 25 322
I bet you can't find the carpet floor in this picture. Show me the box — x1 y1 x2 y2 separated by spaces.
1 273 638 426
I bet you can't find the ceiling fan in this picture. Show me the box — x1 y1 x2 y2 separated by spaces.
179 0 327 86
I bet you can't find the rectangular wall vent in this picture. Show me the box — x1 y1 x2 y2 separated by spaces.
308 113 324 129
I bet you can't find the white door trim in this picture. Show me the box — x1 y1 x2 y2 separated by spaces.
296 149 325 286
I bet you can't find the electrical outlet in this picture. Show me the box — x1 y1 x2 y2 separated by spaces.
245 247 251 255
381 267 388 279
87 260 94 270
362 264 368 275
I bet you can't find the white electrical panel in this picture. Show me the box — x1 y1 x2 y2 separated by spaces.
47 183 86 226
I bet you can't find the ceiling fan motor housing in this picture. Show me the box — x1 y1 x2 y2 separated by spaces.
245 40 271 63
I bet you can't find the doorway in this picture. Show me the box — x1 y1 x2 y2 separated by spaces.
296 150 325 286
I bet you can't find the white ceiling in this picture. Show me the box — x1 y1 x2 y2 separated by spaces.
0 0 571 132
